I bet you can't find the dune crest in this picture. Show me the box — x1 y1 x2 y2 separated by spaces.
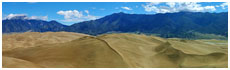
3 32 89 51
2 33 228 68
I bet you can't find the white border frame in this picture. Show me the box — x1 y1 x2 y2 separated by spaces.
0 0 229 70
1 0 230 2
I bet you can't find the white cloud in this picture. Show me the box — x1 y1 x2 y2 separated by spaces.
204 6 216 11
57 10 99 22
4 13 48 20
57 10 83 19
166 2 176 8
142 2 217 13
85 15 98 20
85 10 89 14
4 14 27 19
30 16 48 20
220 2 228 9
121 7 132 10
149 2 161 5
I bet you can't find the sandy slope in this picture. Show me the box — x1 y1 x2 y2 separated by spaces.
2 33 228 68
3 32 89 51
98 34 228 68
3 56 43 68
98 34 177 67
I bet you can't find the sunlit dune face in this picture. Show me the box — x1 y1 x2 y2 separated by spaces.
2 32 228 68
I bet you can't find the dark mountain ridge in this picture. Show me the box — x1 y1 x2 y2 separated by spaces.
64 12 228 39
2 12 228 39
2 19 67 33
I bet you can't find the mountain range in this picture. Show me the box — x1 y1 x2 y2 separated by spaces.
3 19 66 33
2 12 228 39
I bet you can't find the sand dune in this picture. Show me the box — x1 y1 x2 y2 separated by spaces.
98 34 228 67
3 56 43 68
3 32 89 51
2 32 228 68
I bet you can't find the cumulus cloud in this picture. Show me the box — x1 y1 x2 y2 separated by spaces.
57 10 83 19
149 2 161 5
4 13 48 20
121 7 132 10
142 2 217 13
220 2 228 9
166 2 176 8
29 16 48 20
4 14 27 19
85 10 89 14
204 6 216 11
57 10 99 22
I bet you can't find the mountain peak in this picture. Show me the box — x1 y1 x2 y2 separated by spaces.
6 15 27 20
118 12 125 14
113 12 127 15
49 20 58 23
176 11 205 14
4 14 46 21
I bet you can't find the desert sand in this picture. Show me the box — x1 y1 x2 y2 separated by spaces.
2 32 228 68
3 32 89 51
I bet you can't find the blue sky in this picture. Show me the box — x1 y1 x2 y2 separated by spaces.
3 2 228 25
